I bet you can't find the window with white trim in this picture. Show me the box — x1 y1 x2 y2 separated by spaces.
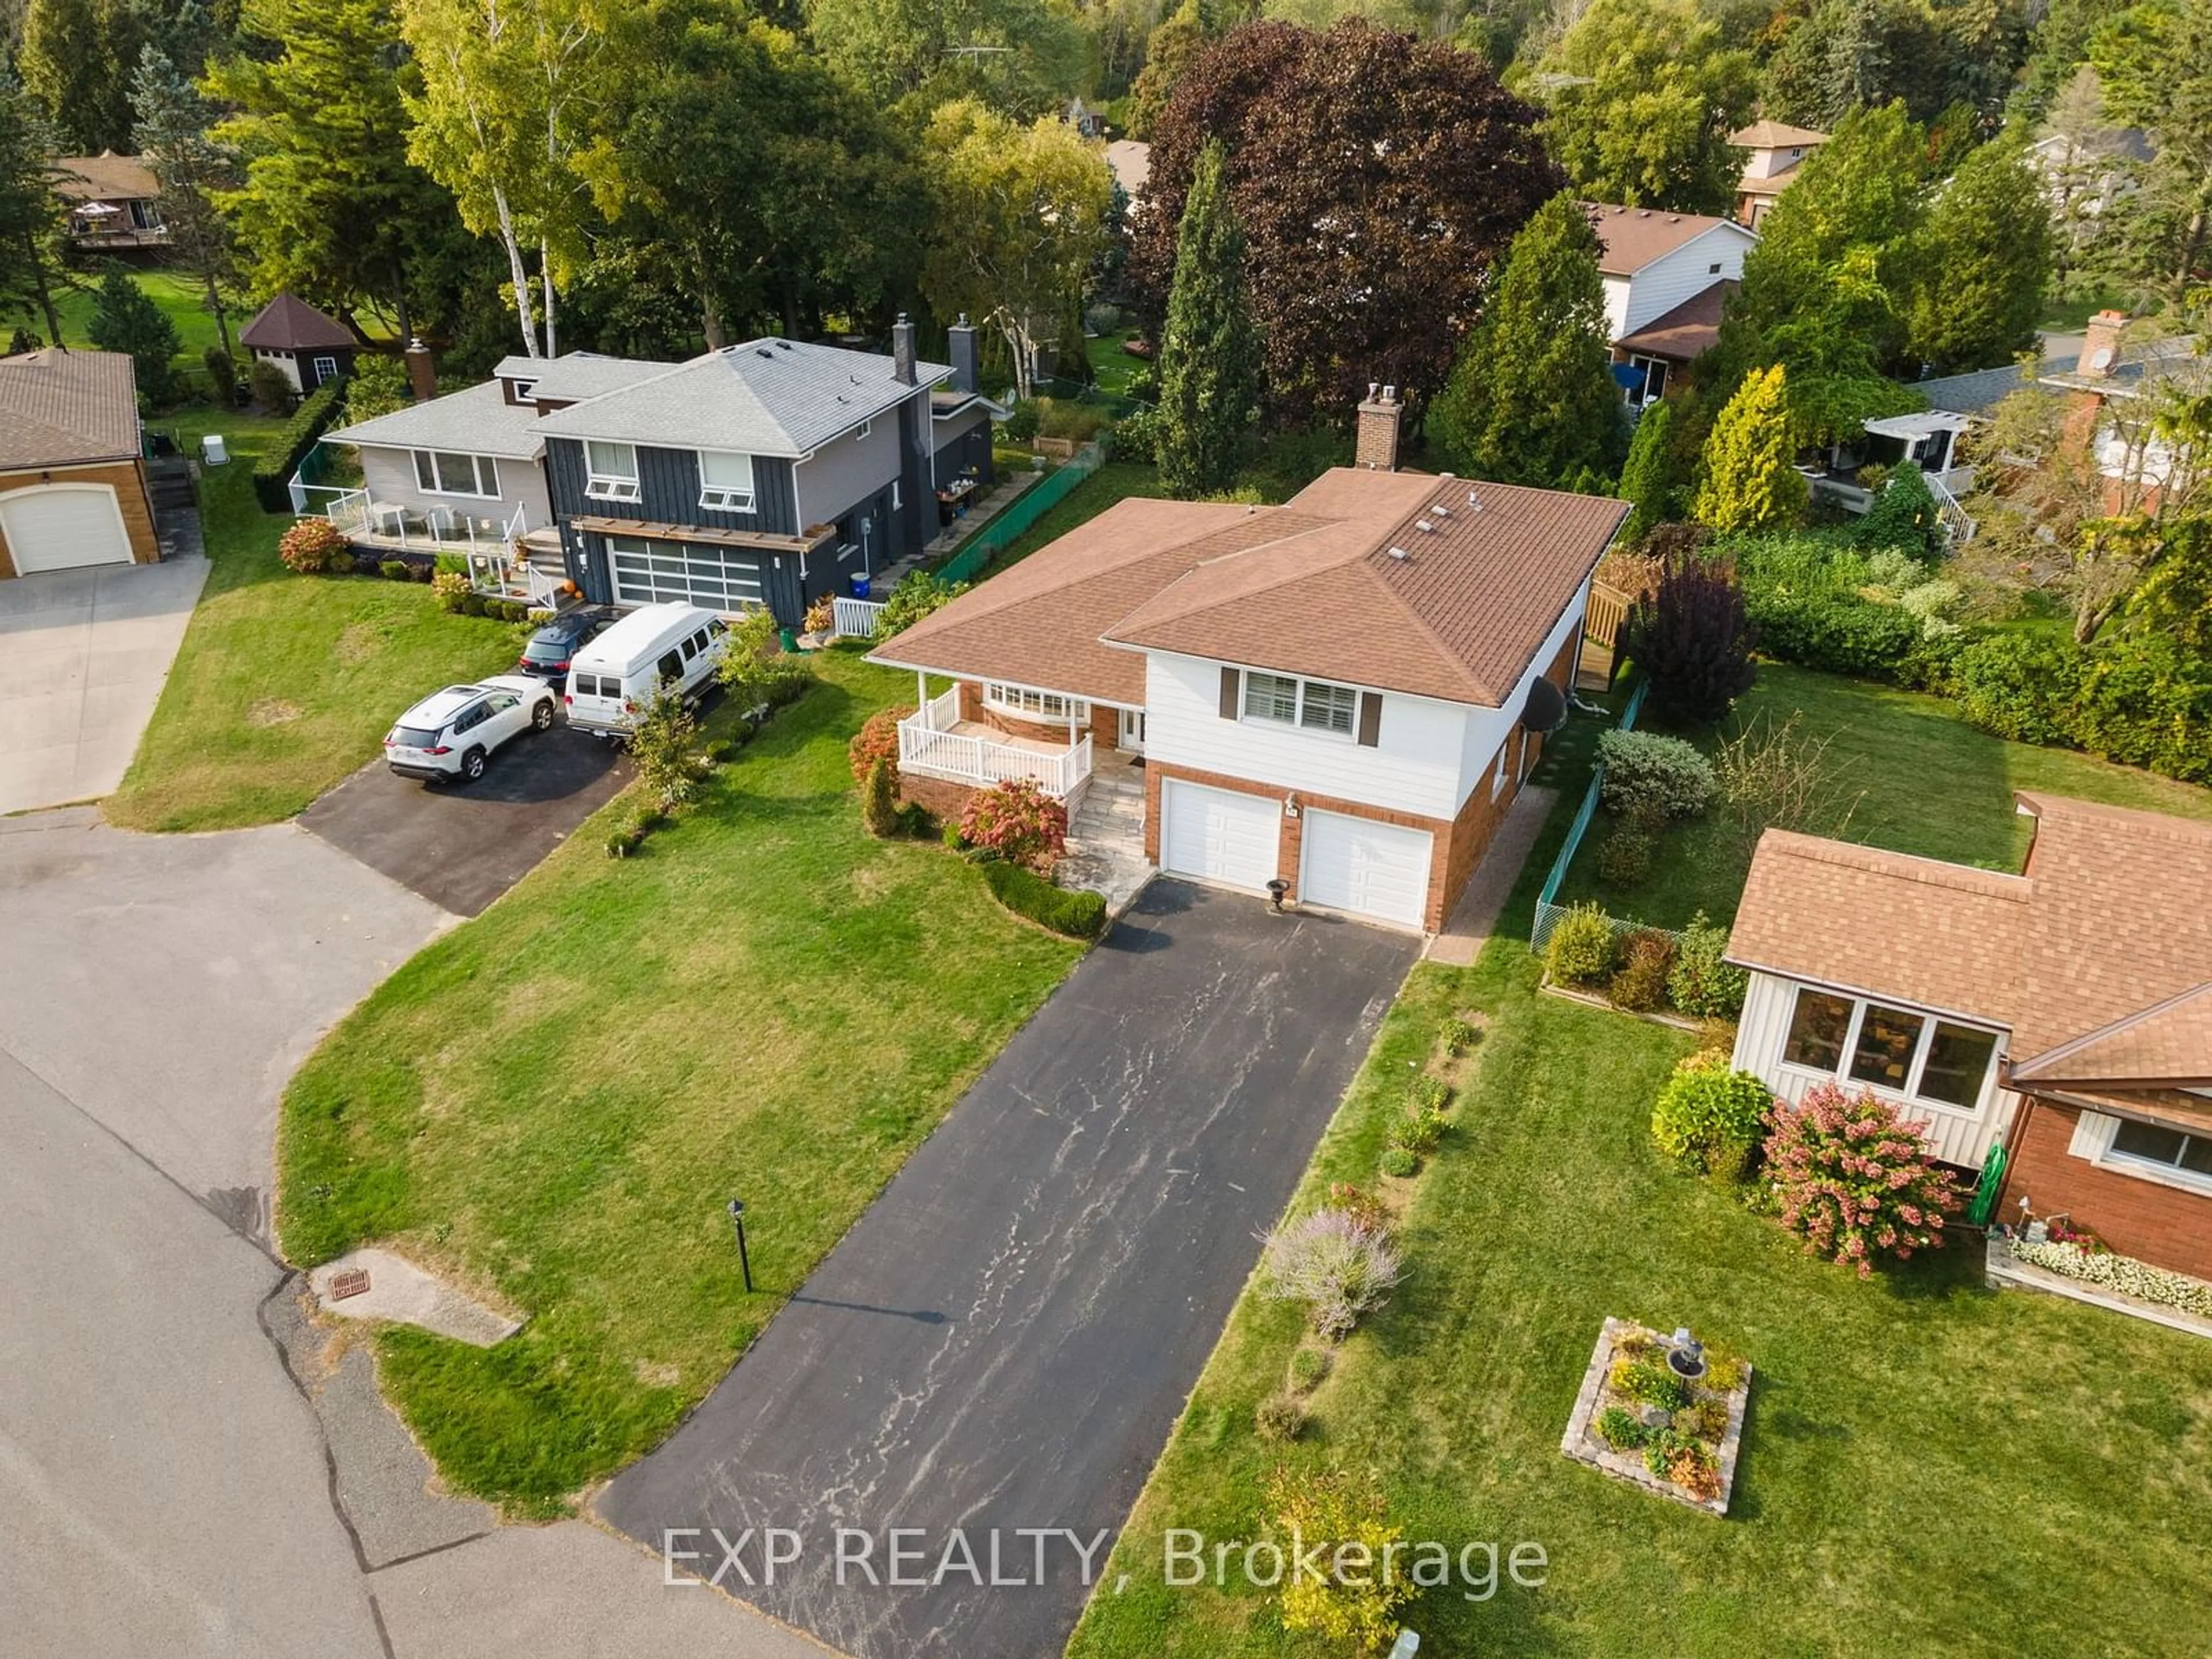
1243 671 1357 736
984 683 1088 721
585 440 641 502
697 449 756 512
413 450 498 497
1779 985 2001 1112
511 378 537 403
310 355 340 386
854 419 872 440
2108 1121 2212 1180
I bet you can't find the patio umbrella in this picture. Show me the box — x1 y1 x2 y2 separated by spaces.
75 201 121 218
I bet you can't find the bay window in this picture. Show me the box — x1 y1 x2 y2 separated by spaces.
984 683 1086 722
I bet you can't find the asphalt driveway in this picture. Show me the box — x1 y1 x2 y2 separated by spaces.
598 878 1419 1659
300 715 630 915
0 554 208 816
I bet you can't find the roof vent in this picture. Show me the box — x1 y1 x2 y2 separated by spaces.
1415 518 1436 533
775 339 793 351
1386 545 1411 561
756 347 774 359
1466 488 1483 511
1430 502 1452 518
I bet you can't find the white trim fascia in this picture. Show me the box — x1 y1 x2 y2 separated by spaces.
861 654 1142 711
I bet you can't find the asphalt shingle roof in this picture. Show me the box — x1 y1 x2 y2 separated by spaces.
0 348 141 468
238 293 355 351
326 380 547 460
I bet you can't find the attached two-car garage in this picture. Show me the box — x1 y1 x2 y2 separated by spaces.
1158 777 1434 933
0 483 136 574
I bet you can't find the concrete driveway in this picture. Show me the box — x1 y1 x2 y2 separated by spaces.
598 879 1419 1659
0 809 830 1659
0 555 208 816
300 718 631 916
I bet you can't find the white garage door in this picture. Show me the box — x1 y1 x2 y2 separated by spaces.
1161 779 1279 893
1300 810 1433 931
1 483 133 574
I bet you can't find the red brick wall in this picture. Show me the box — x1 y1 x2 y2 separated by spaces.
1999 1097 2212 1280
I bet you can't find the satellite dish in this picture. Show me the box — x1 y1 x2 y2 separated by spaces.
2089 345 2116 371
1520 678 1568 735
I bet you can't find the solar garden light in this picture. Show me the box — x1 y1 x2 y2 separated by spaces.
1667 1326 1707 1383
728 1198 753 1293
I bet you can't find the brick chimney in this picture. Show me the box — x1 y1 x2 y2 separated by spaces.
2078 309 2128 378
1355 382 1402 471
404 336 435 403
892 313 916 387
948 313 979 395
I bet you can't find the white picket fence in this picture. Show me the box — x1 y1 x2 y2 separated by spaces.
832 596 887 639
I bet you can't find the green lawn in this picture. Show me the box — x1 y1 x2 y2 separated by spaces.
105 408 521 831
275 651 1082 1514
1085 329 1147 397
1069 777 2212 1657
1555 662 2212 930
43 266 232 399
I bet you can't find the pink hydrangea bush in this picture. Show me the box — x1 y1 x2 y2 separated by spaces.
1762 1082 1961 1278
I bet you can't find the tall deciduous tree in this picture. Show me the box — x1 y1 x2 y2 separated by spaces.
1525 0 1758 216
204 0 456 341
919 97 1110 400
132 48 237 362
1695 364 1808 533
1130 18 1559 427
2089 0 2212 300
801 0 1086 115
1905 138 2052 374
401 0 612 358
1427 192 1621 488
1154 139 1260 497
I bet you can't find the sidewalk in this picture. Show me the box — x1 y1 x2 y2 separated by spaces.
1425 785 1555 966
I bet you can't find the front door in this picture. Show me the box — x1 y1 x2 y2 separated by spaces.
1118 708 1146 753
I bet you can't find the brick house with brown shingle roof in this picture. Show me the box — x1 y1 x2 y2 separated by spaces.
870 448 1628 933
0 348 161 579
1726 793 2212 1281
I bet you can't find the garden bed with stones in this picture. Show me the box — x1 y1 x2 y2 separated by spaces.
1560 1316 1751 1517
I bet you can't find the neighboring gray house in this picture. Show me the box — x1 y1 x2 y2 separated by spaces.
320 320 997 623
538 320 989 623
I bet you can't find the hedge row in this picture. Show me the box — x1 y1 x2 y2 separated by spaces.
981 859 1108 938
251 378 349 513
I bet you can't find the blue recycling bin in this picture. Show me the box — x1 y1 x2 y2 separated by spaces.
850 575 872 599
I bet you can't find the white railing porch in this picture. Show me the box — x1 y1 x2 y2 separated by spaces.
832 596 887 639
304 481 533 559
897 685 1093 798
1927 470 1977 546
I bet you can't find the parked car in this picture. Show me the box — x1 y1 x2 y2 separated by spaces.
516 608 614 680
383 676 558 783
565 603 728 740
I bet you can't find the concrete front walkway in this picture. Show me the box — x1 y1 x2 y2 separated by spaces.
599 879 1418 1659
0 554 208 815
1426 783 1556 966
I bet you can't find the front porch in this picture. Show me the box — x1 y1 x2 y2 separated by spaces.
898 683 1094 799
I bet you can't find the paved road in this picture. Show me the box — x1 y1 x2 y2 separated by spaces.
0 808 834 1659
0 555 207 816
301 717 630 916
599 879 1418 1659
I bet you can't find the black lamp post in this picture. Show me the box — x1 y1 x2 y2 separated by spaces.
728 1198 753 1293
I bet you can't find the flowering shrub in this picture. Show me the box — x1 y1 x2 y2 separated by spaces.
848 705 912 787
278 517 351 574
957 778 1067 870
1259 1206 1404 1342
430 570 471 612
1762 1082 1960 1277
2012 1239 2212 1317
1652 1052 1774 1174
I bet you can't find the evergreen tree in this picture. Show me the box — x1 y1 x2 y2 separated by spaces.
204 0 455 339
132 48 237 362
1694 365 1807 533
0 73 67 346
1618 397 1684 543
1906 139 2052 375
19 0 144 153
1427 192 1620 488
1155 139 1260 498
87 266 183 403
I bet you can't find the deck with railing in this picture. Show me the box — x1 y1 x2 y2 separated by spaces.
897 685 1093 798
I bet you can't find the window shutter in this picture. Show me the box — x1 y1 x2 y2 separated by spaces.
1357 691 1382 747
1218 665 1241 719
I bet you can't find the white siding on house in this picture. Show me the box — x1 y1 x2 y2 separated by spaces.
1456 579 1590 797
355 444 551 536
1603 225 1757 339
1143 651 1470 819
1730 969 2021 1170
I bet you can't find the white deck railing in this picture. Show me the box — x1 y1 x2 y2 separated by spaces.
832 596 887 639
301 480 532 558
1927 471 1977 546
897 688 1093 797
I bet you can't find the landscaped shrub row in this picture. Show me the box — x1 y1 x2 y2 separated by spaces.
251 378 349 513
1726 531 2212 785
1546 903 1747 1021
980 860 1107 938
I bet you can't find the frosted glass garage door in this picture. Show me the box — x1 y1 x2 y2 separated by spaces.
607 537 763 611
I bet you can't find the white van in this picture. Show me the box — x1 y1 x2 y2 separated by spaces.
564 603 729 738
